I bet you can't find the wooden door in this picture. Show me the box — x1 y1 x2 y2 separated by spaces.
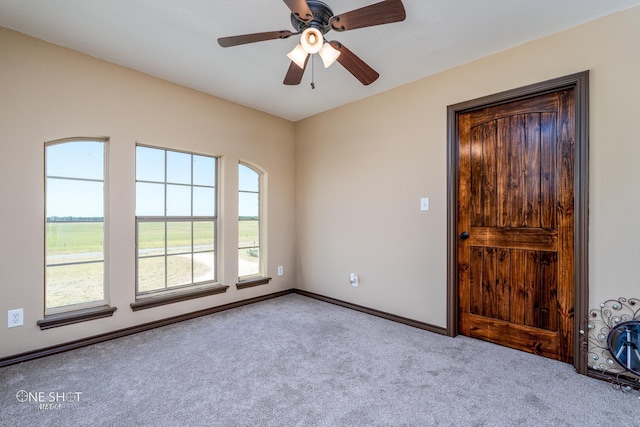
457 89 575 363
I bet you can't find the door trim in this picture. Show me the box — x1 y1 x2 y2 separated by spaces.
446 71 589 375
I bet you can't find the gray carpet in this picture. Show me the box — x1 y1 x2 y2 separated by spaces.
1 294 638 426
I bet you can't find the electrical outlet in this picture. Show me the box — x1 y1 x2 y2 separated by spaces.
8 309 24 328
350 273 359 287
277 266 284 276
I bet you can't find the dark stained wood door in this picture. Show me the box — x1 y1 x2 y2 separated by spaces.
457 89 575 363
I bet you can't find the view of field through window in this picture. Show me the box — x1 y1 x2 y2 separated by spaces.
137 221 215 292
45 140 106 310
238 163 260 278
136 146 217 295
45 143 264 309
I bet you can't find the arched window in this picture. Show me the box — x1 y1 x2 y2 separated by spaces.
45 138 107 312
238 163 262 279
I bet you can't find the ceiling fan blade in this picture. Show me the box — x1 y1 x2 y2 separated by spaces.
218 30 293 47
283 0 314 22
331 0 406 32
329 41 379 85
283 56 310 85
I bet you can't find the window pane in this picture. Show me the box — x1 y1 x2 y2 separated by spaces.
138 222 165 257
193 155 215 186
45 140 105 311
239 220 259 248
194 251 215 283
239 192 259 218
166 184 191 216
193 222 215 252
239 164 259 192
46 222 103 264
136 146 165 182
167 254 192 288
47 178 104 219
138 256 165 293
167 151 191 184
167 222 192 255
136 182 165 216
46 262 104 309
47 141 103 180
193 186 215 216
239 249 260 277
135 147 218 296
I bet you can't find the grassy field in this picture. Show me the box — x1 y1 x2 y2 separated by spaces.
47 220 257 254
137 222 216 255
46 222 104 258
46 220 259 308
46 262 104 309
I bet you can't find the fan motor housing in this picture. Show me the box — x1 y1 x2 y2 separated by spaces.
291 0 334 33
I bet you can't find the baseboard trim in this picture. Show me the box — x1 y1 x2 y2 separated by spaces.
1 288 446 368
293 289 448 335
0 289 294 368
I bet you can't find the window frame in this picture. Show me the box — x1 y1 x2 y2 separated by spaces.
43 137 110 316
238 161 267 284
134 144 220 300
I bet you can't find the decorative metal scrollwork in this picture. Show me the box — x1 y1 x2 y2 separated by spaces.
580 297 640 394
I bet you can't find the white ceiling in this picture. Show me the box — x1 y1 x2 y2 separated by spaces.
1 0 639 121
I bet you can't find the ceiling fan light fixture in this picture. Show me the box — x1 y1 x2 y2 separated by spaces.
219 0 407 86
300 27 323 54
287 44 308 69
319 42 340 68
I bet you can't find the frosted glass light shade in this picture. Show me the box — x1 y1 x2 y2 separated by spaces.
287 44 308 69
300 27 323 54
319 42 341 68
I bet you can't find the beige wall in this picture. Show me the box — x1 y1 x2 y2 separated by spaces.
0 27 296 357
295 6 640 325
3 5 640 359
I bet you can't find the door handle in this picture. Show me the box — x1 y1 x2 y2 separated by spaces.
459 231 470 240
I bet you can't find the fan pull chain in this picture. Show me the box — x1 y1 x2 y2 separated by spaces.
311 54 315 89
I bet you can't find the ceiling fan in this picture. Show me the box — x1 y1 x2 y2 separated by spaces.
218 0 406 86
